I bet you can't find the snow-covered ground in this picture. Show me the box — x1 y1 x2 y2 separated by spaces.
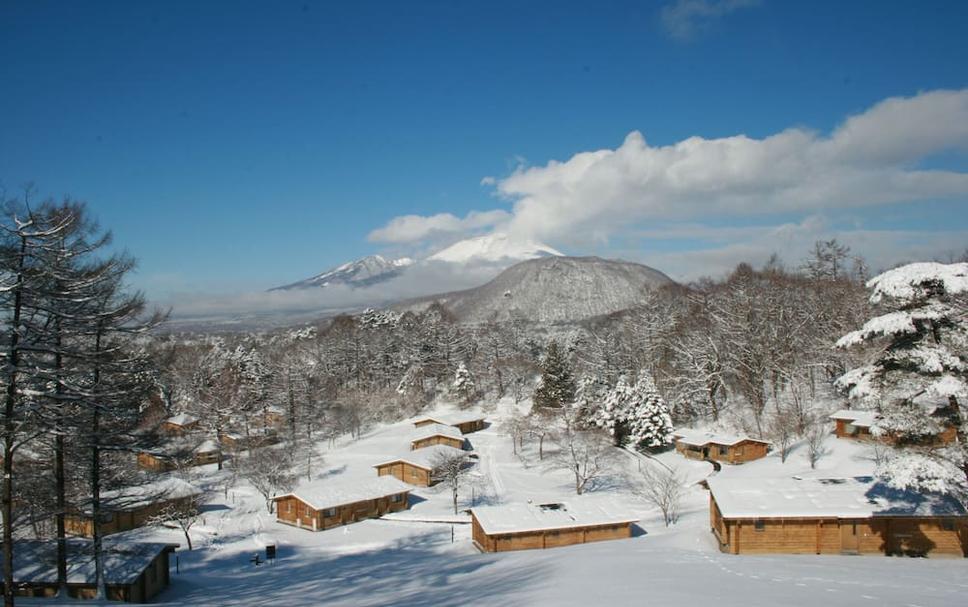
30 399 967 606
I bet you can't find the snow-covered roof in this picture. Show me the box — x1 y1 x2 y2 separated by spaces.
707 476 967 519
165 413 199 427
88 477 201 514
373 445 468 470
410 423 465 443
673 429 768 447
828 409 879 427
193 438 219 454
471 499 639 535
275 476 412 511
413 412 486 427
1 540 176 585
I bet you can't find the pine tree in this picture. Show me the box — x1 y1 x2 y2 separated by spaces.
626 372 675 452
836 262 968 503
533 340 576 409
592 375 634 445
452 362 475 404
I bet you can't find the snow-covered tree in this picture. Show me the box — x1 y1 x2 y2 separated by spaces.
533 340 576 409
592 373 674 452
452 362 475 404
835 262 968 502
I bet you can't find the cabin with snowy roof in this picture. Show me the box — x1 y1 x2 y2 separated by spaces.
1 540 177 602
828 408 958 446
410 423 467 451
707 476 968 557
413 413 486 434
373 444 469 487
65 478 202 537
160 413 200 435
673 430 770 464
470 500 638 553
272 476 411 532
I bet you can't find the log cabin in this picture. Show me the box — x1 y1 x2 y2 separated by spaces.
160 413 200 435
192 438 221 466
470 500 638 553
707 476 968 557
136 438 221 472
0 540 177 603
373 444 469 487
827 408 958 446
273 476 412 532
65 478 202 537
413 413 486 434
410 423 467 451
673 430 770 464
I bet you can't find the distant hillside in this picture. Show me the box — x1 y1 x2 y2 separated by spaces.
395 256 674 324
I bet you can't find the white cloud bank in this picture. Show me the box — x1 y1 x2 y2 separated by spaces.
498 89 968 244
368 209 509 244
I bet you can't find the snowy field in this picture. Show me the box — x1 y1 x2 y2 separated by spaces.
27 399 967 606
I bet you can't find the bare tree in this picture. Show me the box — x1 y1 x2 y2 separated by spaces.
636 464 686 526
430 450 472 514
240 448 294 513
552 427 616 495
804 419 830 469
147 471 207 551
767 411 797 463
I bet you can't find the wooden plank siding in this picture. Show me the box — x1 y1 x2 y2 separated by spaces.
64 496 195 538
275 492 410 532
471 513 633 553
411 435 465 451
375 461 433 486
710 494 968 557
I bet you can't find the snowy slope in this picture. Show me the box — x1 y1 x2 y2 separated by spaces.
270 255 414 291
428 233 562 264
397 256 675 324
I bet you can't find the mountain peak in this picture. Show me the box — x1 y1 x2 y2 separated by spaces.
428 233 562 264
270 254 413 291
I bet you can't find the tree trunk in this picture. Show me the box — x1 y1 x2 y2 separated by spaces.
54 322 68 597
91 327 106 601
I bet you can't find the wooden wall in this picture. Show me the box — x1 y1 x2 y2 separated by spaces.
65 496 195 537
711 495 968 557
276 491 410 532
472 514 633 553
454 420 485 434
676 440 768 464
375 461 432 486
411 436 465 451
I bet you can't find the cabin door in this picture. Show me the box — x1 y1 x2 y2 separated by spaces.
840 520 860 553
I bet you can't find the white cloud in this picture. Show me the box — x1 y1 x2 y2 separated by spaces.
367 209 509 244
487 89 968 246
660 0 760 41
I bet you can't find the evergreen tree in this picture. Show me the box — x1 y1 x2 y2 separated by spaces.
592 375 633 445
626 372 675 452
452 362 475 404
532 340 576 409
836 262 968 503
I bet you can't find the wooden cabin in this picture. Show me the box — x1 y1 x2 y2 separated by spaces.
410 423 466 451
828 409 958 445
273 476 411 532
1 540 177 603
707 476 968 557
192 439 221 466
136 438 221 472
65 478 201 537
373 445 468 487
471 500 638 553
673 430 770 464
828 409 878 440
263 406 286 429
136 451 176 473
160 413 200 435
413 413 486 434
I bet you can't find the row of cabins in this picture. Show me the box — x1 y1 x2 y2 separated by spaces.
274 412 484 531
65 478 202 538
707 475 968 557
1 540 176 603
828 408 958 445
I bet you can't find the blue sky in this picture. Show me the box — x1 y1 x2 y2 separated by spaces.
2 1 967 307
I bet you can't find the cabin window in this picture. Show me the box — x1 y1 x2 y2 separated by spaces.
411 469 420 477
754 520 765 532
286 502 293 513
941 519 955 531
718 446 729 456
391 494 402 503
325 508 337 517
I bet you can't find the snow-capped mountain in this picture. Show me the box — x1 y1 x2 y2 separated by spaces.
428 233 562 264
270 255 414 291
